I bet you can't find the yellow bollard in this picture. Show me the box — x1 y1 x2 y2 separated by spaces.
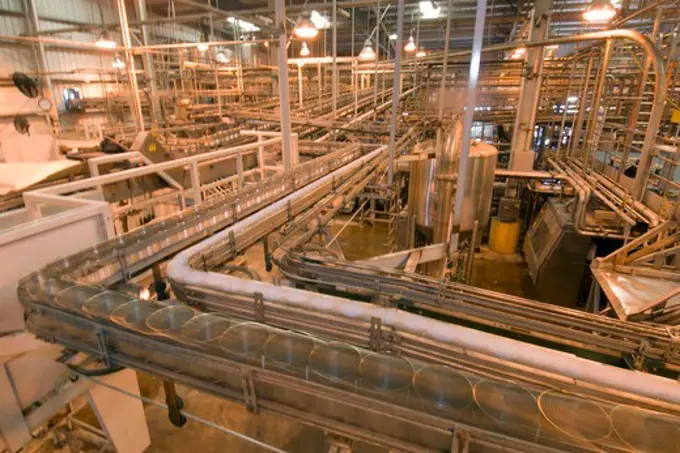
489 217 520 254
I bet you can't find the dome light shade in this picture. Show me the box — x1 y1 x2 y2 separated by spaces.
112 54 126 69
215 51 230 63
416 46 426 57
197 42 209 52
95 31 117 49
300 42 311 57
404 36 417 52
583 0 617 22
359 42 376 60
510 47 526 59
294 16 318 39
389 33 398 40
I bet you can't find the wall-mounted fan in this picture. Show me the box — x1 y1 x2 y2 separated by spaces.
13 116 30 136
11 72 39 98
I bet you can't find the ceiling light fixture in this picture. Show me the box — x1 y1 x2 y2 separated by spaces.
197 42 209 52
416 46 427 57
510 47 526 59
583 0 617 23
359 40 376 60
215 51 230 63
294 14 319 39
310 10 330 29
419 0 440 19
404 35 417 52
300 42 311 57
389 33 398 40
95 31 117 49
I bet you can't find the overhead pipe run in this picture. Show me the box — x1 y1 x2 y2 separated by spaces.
419 29 666 201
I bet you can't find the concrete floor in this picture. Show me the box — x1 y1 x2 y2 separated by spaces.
135 375 383 453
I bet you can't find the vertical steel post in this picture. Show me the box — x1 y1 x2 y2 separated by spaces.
116 0 145 132
555 56 577 158
438 0 454 121
508 0 552 170
387 0 405 187
332 0 338 119
275 0 294 170
134 0 161 125
373 1 380 120
569 49 595 157
583 39 613 175
450 0 487 254
25 0 60 134
298 63 304 109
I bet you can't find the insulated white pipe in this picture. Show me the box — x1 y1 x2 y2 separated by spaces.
167 153 680 409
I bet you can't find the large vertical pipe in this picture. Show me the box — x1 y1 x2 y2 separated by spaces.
332 0 337 119
373 1 380 120
508 0 552 170
569 49 595 157
116 0 145 132
583 39 613 175
555 56 578 158
275 0 293 170
134 0 161 126
298 63 304 109
24 0 60 133
450 0 487 254
629 6 664 198
437 0 453 122
387 0 405 187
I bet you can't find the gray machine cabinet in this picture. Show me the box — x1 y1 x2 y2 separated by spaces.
523 200 591 307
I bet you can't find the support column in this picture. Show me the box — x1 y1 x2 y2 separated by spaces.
508 0 552 170
332 0 338 119
450 0 487 256
387 0 405 187
569 49 595 157
24 0 60 134
583 39 613 174
298 63 304 109
116 0 145 132
134 0 161 126
275 0 294 170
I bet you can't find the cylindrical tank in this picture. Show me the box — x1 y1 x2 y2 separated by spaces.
409 141 498 234
410 157 437 229
458 142 498 232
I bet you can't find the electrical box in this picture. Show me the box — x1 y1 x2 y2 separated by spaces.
498 197 521 222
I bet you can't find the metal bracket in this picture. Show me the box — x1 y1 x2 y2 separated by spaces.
254 292 265 322
228 231 237 255
115 249 131 283
287 200 294 222
96 329 111 368
631 340 650 370
241 370 259 414
369 317 401 354
450 428 470 453
664 327 680 362
372 294 391 308
232 200 240 222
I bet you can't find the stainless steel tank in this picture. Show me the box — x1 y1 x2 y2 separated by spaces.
408 140 437 229
409 141 498 234
459 142 498 232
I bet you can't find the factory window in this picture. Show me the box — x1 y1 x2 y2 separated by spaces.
63 88 80 103
63 88 84 112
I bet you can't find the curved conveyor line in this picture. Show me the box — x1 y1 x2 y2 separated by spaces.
167 183 680 409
